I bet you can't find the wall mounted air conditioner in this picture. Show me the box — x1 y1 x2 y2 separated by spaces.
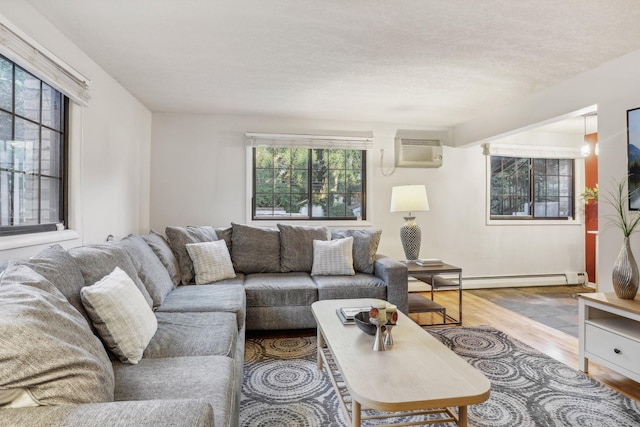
394 130 446 168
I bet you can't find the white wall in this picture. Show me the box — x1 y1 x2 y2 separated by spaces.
151 113 585 280
451 48 640 293
0 2 152 260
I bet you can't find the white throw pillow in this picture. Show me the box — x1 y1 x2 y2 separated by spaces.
81 267 158 364
311 237 355 276
186 240 236 285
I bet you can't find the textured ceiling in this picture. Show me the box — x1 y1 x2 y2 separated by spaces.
23 0 640 127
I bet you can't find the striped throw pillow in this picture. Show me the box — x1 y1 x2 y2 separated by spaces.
311 237 355 276
186 240 236 284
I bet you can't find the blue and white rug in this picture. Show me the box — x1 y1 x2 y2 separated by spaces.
240 326 640 426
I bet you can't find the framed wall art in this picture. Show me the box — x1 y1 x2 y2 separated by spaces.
628 107 640 210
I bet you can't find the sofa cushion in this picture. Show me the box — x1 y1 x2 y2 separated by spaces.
14 244 92 325
141 230 181 286
311 237 355 276
246 306 317 330
156 282 246 330
215 226 233 253
0 400 214 427
313 273 387 301
146 312 238 359
81 267 158 364
231 223 280 274
113 356 235 427
69 244 153 308
119 234 175 308
166 226 218 285
186 240 236 285
277 223 329 272
0 263 114 406
331 229 382 273
244 272 318 307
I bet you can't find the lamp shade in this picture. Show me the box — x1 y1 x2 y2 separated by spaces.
390 185 429 213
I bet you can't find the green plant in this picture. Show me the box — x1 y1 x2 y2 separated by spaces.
580 184 598 203
601 178 640 238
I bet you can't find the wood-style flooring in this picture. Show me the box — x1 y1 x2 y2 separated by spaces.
422 289 640 402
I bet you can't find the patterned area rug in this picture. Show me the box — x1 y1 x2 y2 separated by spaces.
241 326 640 426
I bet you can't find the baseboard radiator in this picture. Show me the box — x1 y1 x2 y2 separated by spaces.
408 271 588 291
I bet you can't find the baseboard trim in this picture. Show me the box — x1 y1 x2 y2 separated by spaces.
408 271 587 291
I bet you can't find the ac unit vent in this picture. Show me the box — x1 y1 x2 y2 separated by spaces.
395 137 443 168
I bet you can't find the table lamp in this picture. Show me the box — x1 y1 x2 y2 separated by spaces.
390 185 429 261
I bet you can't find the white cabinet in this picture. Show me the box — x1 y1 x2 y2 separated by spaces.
578 293 640 382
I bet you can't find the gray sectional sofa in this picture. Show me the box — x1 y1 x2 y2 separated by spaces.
0 223 407 427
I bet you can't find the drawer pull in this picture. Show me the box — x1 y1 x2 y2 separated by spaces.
614 348 621 354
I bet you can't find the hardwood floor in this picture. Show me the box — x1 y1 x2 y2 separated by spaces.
423 290 640 402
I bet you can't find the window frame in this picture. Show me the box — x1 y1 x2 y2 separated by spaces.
250 146 367 222
0 55 68 237
485 154 582 226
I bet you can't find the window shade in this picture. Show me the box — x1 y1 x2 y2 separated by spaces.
0 17 91 106
482 143 582 159
245 132 374 150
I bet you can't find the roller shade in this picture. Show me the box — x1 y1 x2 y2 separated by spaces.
0 16 91 106
482 143 582 159
245 132 374 150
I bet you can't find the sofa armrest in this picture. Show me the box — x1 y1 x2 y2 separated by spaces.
373 254 408 314
0 399 213 427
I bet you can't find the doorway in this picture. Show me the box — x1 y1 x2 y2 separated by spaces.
584 131 598 285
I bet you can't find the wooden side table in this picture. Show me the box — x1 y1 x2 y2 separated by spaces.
578 292 640 382
405 262 463 326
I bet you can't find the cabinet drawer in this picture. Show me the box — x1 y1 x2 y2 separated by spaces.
586 323 640 374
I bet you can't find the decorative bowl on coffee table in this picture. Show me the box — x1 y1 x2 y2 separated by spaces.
354 311 379 335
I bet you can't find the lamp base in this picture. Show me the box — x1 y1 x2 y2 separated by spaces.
400 216 421 261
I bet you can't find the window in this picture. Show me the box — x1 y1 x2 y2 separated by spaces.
0 54 67 236
253 146 366 220
490 156 574 220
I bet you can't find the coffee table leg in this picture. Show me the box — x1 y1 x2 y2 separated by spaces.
317 328 324 370
352 401 361 427
458 406 467 426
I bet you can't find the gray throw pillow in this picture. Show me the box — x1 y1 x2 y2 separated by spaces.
165 226 218 285
141 230 181 286
278 224 329 272
119 234 175 309
331 229 382 273
14 244 92 326
0 264 114 406
69 244 153 308
231 223 280 274
215 226 233 253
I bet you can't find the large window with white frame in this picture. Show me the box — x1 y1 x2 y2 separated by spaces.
0 54 67 236
252 146 366 220
490 155 575 220
247 132 372 221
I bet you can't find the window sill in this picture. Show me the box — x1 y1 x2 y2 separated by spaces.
487 218 582 226
0 229 80 251
248 219 374 228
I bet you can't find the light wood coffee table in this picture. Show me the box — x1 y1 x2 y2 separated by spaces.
311 298 490 427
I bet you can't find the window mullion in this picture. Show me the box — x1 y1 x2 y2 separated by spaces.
37 80 42 225
9 62 15 226
307 148 313 219
529 159 535 218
